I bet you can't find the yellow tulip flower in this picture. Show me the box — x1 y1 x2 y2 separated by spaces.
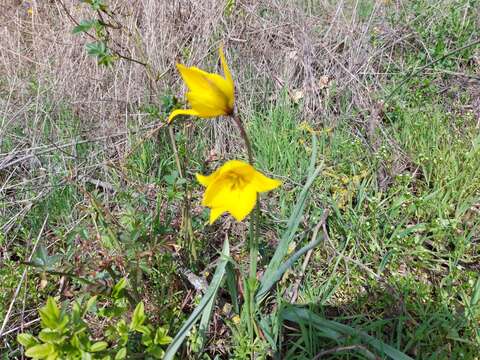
196 160 281 224
168 47 235 123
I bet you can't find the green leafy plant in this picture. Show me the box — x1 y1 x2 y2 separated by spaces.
71 0 138 66
17 280 171 359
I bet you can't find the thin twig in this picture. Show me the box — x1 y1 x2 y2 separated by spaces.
120 122 166 164
79 176 115 193
0 216 48 338
0 319 40 338
432 68 480 81
56 0 147 66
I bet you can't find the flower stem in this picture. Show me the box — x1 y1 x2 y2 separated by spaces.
232 113 261 350
233 114 254 165
232 113 257 278
248 211 258 280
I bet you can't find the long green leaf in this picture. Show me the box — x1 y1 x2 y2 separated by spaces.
225 262 239 314
257 135 321 302
281 306 414 360
256 220 324 302
163 239 230 360
470 275 480 307
198 277 218 349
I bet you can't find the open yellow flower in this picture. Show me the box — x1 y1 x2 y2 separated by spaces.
168 47 235 123
196 160 281 224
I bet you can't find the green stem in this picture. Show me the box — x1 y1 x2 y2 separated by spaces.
232 113 257 280
248 211 258 281
233 114 254 165
168 126 184 178
232 112 260 350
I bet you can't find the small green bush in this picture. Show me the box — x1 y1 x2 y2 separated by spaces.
18 279 171 360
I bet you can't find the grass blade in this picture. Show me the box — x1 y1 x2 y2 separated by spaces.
163 239 230 360
281 306 414 360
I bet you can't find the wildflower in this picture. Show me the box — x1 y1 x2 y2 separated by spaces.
196 160 281 224
168 47 234 123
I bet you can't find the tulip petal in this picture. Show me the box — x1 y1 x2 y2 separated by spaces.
196 172 217 187
227 186 257 222
209 207 226 224
202 177 231 208
198 160 280 225
203 73 233 109
187 91 229 117
219 46 235 107
172 47 235 121
176 64 212 93
252 172 282 192
181 63 232 105
203 178 257 222
177 65 227 103
217 160 254 177
168 108 200 123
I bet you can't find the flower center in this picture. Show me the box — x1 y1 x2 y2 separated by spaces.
228 172 246 191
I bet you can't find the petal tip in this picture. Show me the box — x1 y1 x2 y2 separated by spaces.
209 207 225 224
231 213 248 223
176 63 186 70
196 173 208 186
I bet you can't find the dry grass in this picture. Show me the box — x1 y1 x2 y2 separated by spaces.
0 0 414 144
1 0 401 229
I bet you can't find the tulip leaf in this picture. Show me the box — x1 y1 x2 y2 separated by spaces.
257 224 325 302
471 276 480 307
198 283 216 350
225 262 239 314
163 238 230 360
257 135 322 302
